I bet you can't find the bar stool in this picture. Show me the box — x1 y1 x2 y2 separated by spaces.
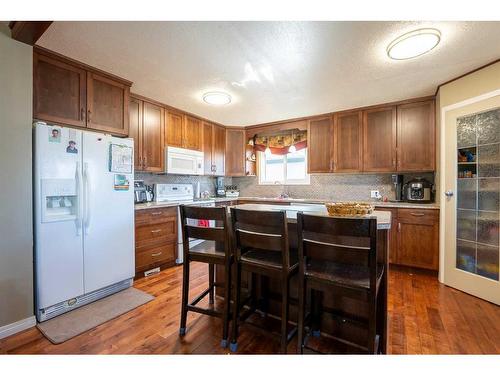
179 205 233 348
230 208 298 353
296 213 383 354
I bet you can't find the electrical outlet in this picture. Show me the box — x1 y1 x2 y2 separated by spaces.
370 190 381 199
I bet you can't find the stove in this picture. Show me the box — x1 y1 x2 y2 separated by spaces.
153 183 215 264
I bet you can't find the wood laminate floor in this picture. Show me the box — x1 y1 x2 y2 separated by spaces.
1 263 499 354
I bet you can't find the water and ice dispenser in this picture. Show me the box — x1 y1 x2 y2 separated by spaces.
41 178 78 222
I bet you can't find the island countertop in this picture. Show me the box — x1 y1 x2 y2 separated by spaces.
231 203 392 230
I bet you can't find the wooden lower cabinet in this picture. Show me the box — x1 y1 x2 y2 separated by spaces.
135 207 178 275
377 207 439 271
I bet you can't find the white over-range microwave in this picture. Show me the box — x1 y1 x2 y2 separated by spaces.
165 146 204 175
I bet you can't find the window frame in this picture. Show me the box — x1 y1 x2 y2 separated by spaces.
257 148 311 185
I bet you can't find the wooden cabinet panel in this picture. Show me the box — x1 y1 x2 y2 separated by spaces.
362 106 397 172
202 122 214 175
135 207 178 273
142 102 164 172
135 242 176 272
129 97 143 170
308 117 334 173
166 111 183 147
213 125 226 176
375 207 398 265
135 206 178 226
225 129 246 176
397 220 439 271
397 101 435 172
183 116 202 151
334 111 362 172
87 72 129 136
33 52 86 127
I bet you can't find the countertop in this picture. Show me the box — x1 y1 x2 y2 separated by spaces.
232 203 391 230
233 197 439 210
134 196 439 211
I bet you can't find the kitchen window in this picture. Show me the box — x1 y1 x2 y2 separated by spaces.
258 148 310 185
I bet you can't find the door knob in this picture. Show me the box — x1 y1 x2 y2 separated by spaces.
445 190 454 197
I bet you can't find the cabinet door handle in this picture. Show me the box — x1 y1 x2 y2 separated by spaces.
151 212 163 216
410 213 425 217
392 157 396 168
87 109 92 123
143 156 147 168
398 222 401 232
151 229 162 233
81 107 86 121
151 251 163 257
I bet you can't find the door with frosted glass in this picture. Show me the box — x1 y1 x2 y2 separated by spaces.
443 97 500 305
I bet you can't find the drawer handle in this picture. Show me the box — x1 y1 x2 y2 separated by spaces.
151 212 163 216
151 229 162 233
410 213 425 217
151 251 163 257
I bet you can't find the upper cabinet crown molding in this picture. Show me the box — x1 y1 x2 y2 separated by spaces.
9 21 52 45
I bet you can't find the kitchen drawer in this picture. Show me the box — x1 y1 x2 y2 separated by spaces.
135 219 177 243
135 206 178 226
135 242 176 272
397 208 439 224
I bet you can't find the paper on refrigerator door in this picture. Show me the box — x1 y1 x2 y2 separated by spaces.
109 143 133 173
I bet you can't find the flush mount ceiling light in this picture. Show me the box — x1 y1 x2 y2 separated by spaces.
202 91 232 105
387 28 441 60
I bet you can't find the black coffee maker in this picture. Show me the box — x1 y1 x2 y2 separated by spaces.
216 177 225 197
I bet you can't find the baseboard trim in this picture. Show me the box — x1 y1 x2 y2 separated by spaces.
0 316 36 339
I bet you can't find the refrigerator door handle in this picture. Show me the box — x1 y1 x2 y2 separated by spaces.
83 162 92 235
75 161 83 236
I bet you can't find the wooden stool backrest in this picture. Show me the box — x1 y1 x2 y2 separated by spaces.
180 205 230 257
230 208 291 267
297 213 378 290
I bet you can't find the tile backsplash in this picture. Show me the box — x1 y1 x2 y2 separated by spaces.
135 172 435 202
232 173 435 202
135 173 232 196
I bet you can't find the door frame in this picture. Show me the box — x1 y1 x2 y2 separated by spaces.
439 88 500 303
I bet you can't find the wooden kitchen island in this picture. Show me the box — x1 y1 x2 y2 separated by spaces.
215 203 391 354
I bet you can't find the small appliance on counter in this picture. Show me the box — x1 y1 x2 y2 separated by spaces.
216 176 225 197
403 177 434 203
134 180 154 204
225 185 239 198
134 180 148 204
391 174 404 202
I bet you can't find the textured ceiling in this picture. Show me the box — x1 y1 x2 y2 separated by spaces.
37 21 500 126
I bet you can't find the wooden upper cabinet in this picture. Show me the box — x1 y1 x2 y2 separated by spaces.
308 117 334 173
362 106 397 172
129 97 143 170
397 100 435 172
86 72 129 136
33 52 86 128
183 116 202 151
166 111 183 148
202 122 214 175
213 125 226 176
142 101 164 172
33 49 131 136
334 111 363 172
225 129 246 176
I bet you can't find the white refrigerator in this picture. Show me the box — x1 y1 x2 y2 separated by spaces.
34 122 135 321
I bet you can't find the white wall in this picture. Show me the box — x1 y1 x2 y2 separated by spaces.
0 25 34 331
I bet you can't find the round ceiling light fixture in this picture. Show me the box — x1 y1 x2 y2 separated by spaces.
202 91 232 105
387 28 441 60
